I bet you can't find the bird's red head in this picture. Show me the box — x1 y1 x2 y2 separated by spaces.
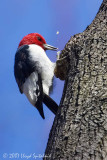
18 33 58 51
18 33 46 50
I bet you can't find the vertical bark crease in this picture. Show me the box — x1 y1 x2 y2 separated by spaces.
44 0 107 159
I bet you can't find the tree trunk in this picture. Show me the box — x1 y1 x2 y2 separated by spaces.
44 0 107 159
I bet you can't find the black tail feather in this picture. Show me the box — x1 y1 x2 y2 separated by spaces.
36 104 45 119
43 94 58 115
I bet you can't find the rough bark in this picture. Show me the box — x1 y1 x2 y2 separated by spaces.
44 0 107 159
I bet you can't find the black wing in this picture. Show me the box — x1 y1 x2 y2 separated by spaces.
14 45 45 119
14 45 36 93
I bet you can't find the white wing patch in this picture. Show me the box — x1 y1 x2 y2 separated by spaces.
23 72 40 106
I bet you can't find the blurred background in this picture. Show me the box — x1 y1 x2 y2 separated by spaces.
0 0 103 159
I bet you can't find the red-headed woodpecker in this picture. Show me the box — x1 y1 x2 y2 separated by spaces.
14 33 58 119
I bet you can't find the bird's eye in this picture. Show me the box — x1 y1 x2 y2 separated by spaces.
37 36 42 42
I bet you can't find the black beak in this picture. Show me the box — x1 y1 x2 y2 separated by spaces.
43 44 58 51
